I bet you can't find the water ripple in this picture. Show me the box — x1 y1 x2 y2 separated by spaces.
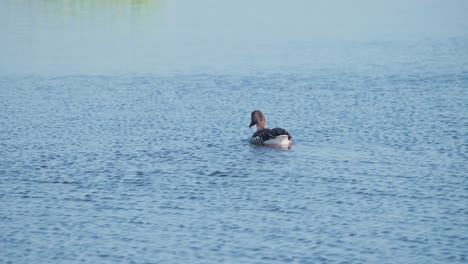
1 67 467 263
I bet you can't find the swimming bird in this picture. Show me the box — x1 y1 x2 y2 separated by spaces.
249 110 292 147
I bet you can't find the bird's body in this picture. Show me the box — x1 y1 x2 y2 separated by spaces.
249 110 292 147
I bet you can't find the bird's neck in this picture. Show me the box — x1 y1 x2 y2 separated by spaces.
256 122 266 131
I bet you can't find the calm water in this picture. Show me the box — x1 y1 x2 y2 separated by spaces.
1 1 468 263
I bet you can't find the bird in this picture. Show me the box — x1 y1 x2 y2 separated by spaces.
249 110 292 147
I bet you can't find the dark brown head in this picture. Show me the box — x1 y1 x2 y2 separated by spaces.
249 110 266 130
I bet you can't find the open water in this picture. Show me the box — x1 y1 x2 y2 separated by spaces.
1 1 468 263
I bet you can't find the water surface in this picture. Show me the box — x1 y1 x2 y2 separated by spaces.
1 1 468 263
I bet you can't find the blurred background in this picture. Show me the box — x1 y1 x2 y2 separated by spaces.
1 0 467 75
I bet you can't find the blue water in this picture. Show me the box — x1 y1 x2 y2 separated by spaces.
1 1 468 263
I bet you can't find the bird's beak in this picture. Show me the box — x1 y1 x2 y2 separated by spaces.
249 121 255 128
